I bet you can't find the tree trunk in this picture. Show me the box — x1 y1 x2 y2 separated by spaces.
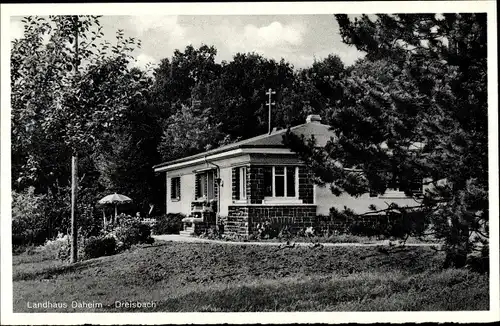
444 224 469 268
70 154 78 263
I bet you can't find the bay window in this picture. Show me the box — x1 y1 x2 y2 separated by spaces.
263 166 300 203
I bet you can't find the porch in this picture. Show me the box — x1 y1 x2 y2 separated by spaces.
180 199 217 236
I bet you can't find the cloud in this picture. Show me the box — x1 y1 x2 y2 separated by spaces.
133 53 157 70
122 16 364 70
216 21 307 66
131 15 186 44
243 21 304 48
129 15 192 61
222 21 304 53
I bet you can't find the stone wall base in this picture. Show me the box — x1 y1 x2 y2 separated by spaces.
226 205 317 236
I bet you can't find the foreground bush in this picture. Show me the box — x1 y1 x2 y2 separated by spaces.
83 236 117 259
152 213 185 235
38 234 70 260
115 220 154 248
12 187 49 247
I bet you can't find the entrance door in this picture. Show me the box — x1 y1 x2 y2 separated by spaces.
207 171 215 200
196 170 216 200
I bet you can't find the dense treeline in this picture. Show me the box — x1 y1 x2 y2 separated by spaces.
11 14 488 268
10 15 346 244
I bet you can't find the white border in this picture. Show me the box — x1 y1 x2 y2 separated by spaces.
1 1 498 325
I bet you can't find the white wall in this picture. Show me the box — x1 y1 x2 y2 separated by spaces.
164 155 251 216
164 153 421 217
315 184 420 215
166 174 195 216
218 166 233 216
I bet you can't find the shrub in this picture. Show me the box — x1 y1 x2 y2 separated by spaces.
115 220 154 248
152 213 185 235
57 240 71 261
346 210 429 240
83 236 117 259
348 220 380 237
254 221 281 239
12 187 50 247
466 245 489 274
314 208 357 236
54 234 87 262
40 234 70 260
12 186 105 252
200 225 223 240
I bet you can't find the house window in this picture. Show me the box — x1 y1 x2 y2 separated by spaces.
170 177 181 200
406 177 424 196
274 166 285 197
264 167 273 197
381 175 423 198
264 166 299 201
239 167 247 200
387 175 401 192
286 167 296 197
232 166 247 202
196 171 215 200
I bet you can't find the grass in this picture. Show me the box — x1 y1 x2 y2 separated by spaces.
12 241 488 312
209 233 441 244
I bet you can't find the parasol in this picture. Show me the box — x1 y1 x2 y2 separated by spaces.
98 193 133 222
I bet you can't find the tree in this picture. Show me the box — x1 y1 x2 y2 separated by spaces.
94 70 165 213
285 14 488 268
158 104 226 162
11 15 147 261
12 187 48 246
154 49 298 162
151 45 224 164
217 53 296 138
273 55 347 128
151 44 221 108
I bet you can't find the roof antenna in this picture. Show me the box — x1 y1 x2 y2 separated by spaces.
266 88 276 134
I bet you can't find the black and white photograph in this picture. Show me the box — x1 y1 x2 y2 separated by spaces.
1 1 498 324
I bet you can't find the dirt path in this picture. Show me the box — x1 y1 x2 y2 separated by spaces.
152 234 441 247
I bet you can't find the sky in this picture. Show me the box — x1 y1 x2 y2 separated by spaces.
9 15 366 70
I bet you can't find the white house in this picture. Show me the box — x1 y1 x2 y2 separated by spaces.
153 115 420 235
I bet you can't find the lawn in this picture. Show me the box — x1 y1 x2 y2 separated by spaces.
12 241 489 312
210 233 441 244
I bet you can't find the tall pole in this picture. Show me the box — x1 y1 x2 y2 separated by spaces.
70 155 78 263
70 16 80 264
266 88 276 134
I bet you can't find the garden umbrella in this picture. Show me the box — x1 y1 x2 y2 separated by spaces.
98 193 133 222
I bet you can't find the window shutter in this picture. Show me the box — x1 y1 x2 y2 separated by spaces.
195 174 200 198
232 167 240 200
170 178 175 199
176 178 181 199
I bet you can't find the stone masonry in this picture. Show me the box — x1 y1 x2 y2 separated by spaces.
298 167 314 204
226 205 317 236
226 164 318 235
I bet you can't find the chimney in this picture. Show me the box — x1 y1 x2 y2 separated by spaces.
306 114 322 124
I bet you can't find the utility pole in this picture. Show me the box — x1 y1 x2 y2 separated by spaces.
70 16 80 264
266 88 276 134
